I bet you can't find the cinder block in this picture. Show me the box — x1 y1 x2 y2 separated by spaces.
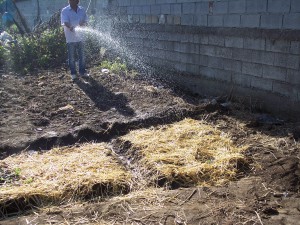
183 3 196 14
199 55 209 66
171 4 182 15
268 0 291 13
127 6 134 14
242 62 263 77
287 69 300 85
199 66 215 79
181 15 194 25
196 2 209 15
167 15 174 24
214 46 233 58
241 14 260 28
263 65 287 81
224 14 241 27
161 4 171 14
174 16 181 24
151 5 161 14
266 39 290 53
223 59 242 72
261 14 283 29
274 53 300 70
290 41 300 54
283 13 300 29
251 51 275 66
133 6 143 14
232 48 252 62
213 1 228 14
244 38 266 51
194 15 208 26
232 73 251 87
208 56 224 69
209 35 225 46
186 64 200 75
156 0 174 4
228 0 246 14
214 69 232 82
200 45 215 56
291 0 300 12
251 77 273 91
225 36 244 48
208 15 223 27
246 0 267 13
145 15 152 24
272 81 296 98
142 6 151 14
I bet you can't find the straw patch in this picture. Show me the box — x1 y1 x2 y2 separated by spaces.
120 118 248 187
0 143 131 216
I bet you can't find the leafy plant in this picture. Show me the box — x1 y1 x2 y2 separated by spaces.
100 59 128 74
14 167 21 176
8 27 66 74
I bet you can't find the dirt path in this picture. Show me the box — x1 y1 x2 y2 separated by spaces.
0 68 299 224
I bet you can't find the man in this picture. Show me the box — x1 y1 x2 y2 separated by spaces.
61 0 89 81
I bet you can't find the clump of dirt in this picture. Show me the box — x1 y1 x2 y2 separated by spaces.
0 67 300 224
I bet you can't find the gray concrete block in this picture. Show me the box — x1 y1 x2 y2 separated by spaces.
151 5 161 14
225 36 244 48
199 66 215 79
244 38 266 51
290 41 300 54
183 3 196 14
186 64 200 75
208 56 224 69
214 46 233 58
287 69 300 84
181 15 194 25
246 0 267 13
263 65 287 81
127 6 134 14
171 4 182 15
133 6 143 14
268 0 291 13
199 55 209 66
232 73 251 87
156 0 174 4
208 15 223 27
174 16 181 25
223 59 242 72
232 48 252 62
213 1 228 14
241 14 260 28
266 40 290 53
261 14 283 29
274 53 300 70
224 14 241 27
209 35 225 46
161 4 171 14
272 81 296 98
228 0 246 14
251 51 275 66
251 77 273 91
214 69 232 82
142 6 151 14
291 0 300 12
200 45 215 56
167 15 174 24
194 15 208 26
283 13 300 29
196 2 209 15
242 62 263 77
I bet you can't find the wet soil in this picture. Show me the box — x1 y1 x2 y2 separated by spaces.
0 67 299 224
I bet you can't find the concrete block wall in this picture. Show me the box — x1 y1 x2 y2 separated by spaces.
111 0 300 119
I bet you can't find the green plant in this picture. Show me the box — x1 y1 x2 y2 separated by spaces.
14 168 21 176
100 59 128 74
0 44 7 69
8 27 66 74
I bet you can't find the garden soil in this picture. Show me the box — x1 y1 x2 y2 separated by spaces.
0 67 300 224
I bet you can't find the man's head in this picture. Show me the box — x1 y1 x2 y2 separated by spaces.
69 0 79 8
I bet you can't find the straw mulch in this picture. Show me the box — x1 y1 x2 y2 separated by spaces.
121 118 248 187
0 143 131 215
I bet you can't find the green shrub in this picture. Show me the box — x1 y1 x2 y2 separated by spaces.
0 44 7 69
8 27 66 74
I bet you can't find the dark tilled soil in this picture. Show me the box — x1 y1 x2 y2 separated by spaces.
0 68 299 224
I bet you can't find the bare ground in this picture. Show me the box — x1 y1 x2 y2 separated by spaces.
0 67 299 224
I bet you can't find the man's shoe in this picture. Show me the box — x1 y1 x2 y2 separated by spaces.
80 73 90 79
71 74 78 81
